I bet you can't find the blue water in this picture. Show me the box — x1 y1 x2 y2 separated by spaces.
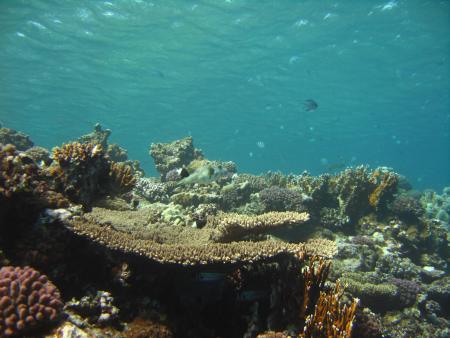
0 0 448 191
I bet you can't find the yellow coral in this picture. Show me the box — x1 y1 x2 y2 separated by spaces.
368 170 398 208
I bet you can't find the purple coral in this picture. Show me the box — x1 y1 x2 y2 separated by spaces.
0 266 63 337
391 277 421 307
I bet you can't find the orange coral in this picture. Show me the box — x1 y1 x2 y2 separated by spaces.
302 281 359 338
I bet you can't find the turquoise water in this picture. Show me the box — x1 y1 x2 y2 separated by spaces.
0 0 448 190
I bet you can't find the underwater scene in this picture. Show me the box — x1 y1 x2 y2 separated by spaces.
0 1 448 337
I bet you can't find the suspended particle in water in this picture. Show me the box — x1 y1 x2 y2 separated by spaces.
249 152 253 158
256 141 265 149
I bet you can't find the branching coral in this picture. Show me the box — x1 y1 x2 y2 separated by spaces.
49 142 135 208
257 256 358 338
302 281 359 338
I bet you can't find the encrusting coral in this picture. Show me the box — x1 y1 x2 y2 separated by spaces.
0 266 63 337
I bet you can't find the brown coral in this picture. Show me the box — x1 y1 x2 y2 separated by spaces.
302 281 358 338
369 169 398 209
109 162 136 194
0 266 63 337
208 211 310 242
65 216 335 266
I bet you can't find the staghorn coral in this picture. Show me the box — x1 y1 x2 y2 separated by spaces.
150 136 203 177
208 211 310 242
0 266 63 337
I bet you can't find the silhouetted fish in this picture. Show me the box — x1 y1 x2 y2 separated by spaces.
303 99 318 112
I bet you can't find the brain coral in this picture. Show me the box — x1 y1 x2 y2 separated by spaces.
0 266 63 337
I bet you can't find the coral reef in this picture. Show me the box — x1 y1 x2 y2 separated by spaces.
208 211 310 242
65 214 335 265
0 129 447 337
149 136 203 177
389 193 424 222
77 123 111 148
0 266 63 337
66 291 119 326
258 186 306 212
49 142 135 208
0 144 68 235
0 127 34 151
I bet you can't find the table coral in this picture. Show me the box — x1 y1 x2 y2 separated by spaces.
65 213 335 265
0 266 63 337
208 211 310 242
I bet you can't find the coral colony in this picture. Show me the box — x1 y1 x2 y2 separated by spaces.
0 124 448 337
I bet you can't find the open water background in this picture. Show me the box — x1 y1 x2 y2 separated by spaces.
0 0 448 190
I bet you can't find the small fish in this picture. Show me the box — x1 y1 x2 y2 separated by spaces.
303 99 318 112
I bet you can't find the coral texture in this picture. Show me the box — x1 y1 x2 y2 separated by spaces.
208 211 310 242
65 216 336 265
0 127 34 151
49 142 135 207
149 136 203 177
0 266 63 337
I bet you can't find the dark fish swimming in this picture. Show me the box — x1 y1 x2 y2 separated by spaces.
303 99 318 112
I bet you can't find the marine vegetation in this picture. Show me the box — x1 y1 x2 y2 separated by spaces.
0 129 448 338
